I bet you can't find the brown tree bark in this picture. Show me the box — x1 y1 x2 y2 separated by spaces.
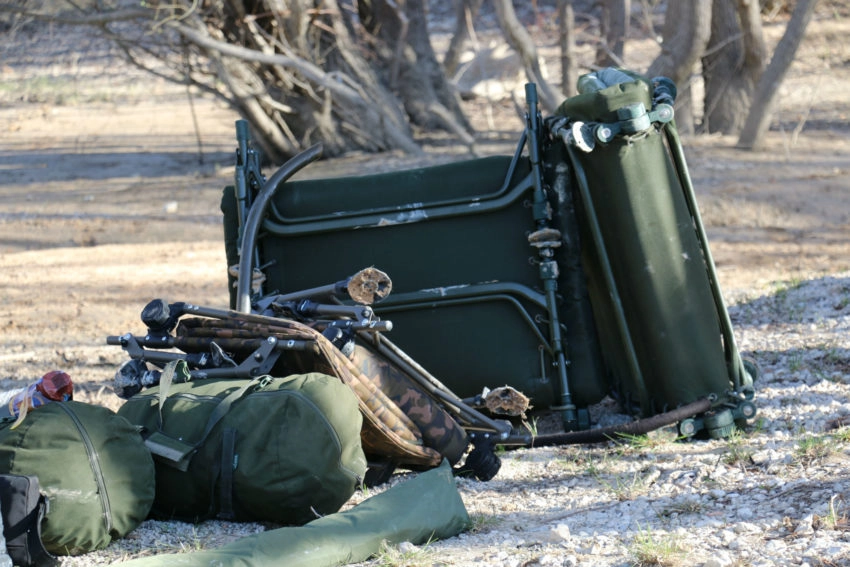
6 0 480 160
647 1 713 85
443 0 484 79
594 0 631 68
737 0 820 149
701 0 766 134
359 0 475 147
491 0 564 112
558 0 579 96
646 0 713 135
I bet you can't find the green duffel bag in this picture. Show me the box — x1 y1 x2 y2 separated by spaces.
116 365 368 524
0 401 156 556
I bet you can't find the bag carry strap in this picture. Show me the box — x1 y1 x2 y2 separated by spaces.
145 361 261 471
0 474 58 567
217 427 238 521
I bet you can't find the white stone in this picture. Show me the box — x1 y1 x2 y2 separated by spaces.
396 541 417 554
703 550 735 567
795 514 815 535
527 523 571 545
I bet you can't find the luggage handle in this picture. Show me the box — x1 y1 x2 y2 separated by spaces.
147 361 262 471
144 432 196 472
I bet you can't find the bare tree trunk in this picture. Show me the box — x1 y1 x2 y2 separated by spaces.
491 0 564 112
558 0 579 96
738 0 819 149
647 1 712 85
701 0 765 134
359 0 475 147
737 0 769 70
7 0 487 159
443 0 484 79
229 1 422 159
646 0 713 135
595 0 631 68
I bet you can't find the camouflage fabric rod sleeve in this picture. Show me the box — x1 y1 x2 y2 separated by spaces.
176 317 448 468
352 345 468 465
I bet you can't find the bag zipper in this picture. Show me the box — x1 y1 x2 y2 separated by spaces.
56 404 113 534
132 392 222 404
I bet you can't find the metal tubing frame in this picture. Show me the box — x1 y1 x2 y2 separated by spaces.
261 134 532 235
236 143 323 313
662 123 748 390
525 83 578 430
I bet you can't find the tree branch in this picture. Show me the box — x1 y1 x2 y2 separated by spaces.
166 21 373 110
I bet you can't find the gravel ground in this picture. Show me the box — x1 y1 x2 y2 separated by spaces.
413 272 850 567
51 270 850 567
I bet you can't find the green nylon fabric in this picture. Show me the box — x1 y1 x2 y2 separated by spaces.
557 74 731 413
0 401 155 556
117 372 368 524
555 69 653 122
112 460 470 567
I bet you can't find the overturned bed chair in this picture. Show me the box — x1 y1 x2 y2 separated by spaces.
221 69 757 440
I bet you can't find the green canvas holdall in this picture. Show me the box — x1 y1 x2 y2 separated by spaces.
0 401 155 556
116 363 368 524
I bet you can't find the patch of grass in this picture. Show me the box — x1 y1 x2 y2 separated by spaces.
178 527 205 552
629 524 687 566
722 429 754 467
613 429 679 455
523 415 539 437
773 277 805 297
371 539 437 567
833 427 850 443
596 468 654 502
359 482 372 498
582 451 613 478
815 495 848 531
795 434 836 465
788 353 804 372
771 278 807 321
746 417 768 435
467 513 502 534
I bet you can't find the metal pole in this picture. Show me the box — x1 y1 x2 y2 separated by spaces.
525 83 578 430
237 143 323 313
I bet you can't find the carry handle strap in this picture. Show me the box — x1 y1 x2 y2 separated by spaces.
217 427 238 521
155 359 182 430
146 362 262 471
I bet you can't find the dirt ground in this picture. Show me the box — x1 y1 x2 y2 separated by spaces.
0 7 849 411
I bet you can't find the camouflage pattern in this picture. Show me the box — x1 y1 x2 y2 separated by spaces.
174 317 318 358
352 345 469 465
176 317 448 468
